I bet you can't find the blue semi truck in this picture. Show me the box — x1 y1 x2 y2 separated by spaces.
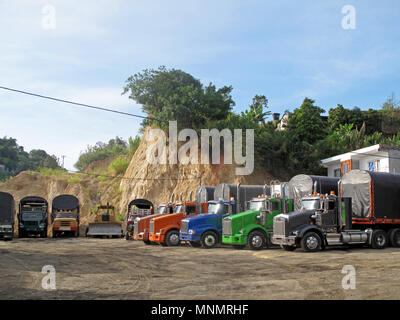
180 183 268 249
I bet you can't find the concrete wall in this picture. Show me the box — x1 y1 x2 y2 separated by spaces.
358 153 389 172
389 149 400 174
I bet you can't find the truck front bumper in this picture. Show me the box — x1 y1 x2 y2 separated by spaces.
149 233 164 243
272 235 297 246
222 234 247 245
53 226 78 232
180 233 200 242
0 231 13 239
135 232 145 240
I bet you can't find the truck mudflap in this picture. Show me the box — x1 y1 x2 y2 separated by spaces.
272 235 297 246
222 234 247 245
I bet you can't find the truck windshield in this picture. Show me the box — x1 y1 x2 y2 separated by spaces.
55 212 75 219
301 199 320 210
174 205 183 213
22 211 43 219
249 200 264 211
207 203 222 214
158 206 166 214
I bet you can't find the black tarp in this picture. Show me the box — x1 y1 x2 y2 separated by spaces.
0 192 14 224
288 175 339 210
342 170 400 219
20 196 48 208
52 195 80 212
195 186 215 204
128 199 153 210
214 184 268 212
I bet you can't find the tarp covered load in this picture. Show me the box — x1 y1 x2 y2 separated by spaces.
128 199 153 210
0 192 14 224
52 195 79 211
342 170 400 219
214 184 269 212
289 175 339 210
20 196 48 207
195 186 215 204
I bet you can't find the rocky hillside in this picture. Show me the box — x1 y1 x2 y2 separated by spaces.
0 127 280 232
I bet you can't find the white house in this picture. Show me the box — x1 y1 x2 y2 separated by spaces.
321 144 400 177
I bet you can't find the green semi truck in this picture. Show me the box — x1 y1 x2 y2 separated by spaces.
222 183 293 250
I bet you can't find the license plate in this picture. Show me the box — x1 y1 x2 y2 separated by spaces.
60 226 71 231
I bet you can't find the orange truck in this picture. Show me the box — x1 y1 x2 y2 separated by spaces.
134 202 174 244
149 195 208 246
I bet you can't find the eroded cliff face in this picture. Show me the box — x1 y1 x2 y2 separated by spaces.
0 127 278 227
118 127 275 213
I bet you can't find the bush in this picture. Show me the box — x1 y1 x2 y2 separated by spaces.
39 168 67 176
67 175 81 183
109 157 130 176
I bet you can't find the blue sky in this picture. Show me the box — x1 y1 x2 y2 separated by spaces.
0 0 399 170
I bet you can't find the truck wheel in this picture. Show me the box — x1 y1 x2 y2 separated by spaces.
247 230 266 250
143 240 152 245
190 241 201 247
74 230 79 237
201 231 218 249
390 229 400 247
233 245 245 250
18 230 24 238
371 230 387 249
301 232 322 252
281 245 296 251
125 232 130 240
52 232 57 238
165 230 180 246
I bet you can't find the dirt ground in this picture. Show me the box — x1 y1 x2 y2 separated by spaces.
0 238 399 300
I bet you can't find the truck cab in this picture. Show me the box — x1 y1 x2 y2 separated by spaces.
0 192 15 241
222 195 293 250
125 199 154 240
51 195 80 238
18 196 48 238
180 200 236 249
133 202 174 244
148 201 206 246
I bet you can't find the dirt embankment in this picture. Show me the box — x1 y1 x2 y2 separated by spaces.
0 127 279 228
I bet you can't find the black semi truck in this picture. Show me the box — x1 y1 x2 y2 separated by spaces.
0 192 15 241
272 170 400 251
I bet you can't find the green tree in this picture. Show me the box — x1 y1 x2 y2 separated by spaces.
123 66 234 131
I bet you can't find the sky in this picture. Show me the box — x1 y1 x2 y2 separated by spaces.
0 0 399 170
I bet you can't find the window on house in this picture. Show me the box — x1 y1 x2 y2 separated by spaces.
368 160 380 172
334 168 342 177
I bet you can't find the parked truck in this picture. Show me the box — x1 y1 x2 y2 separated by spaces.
180 184 267 248
86 203 123 238
272 170 400 251
149 192 208 246
222 183 294 250
51 195 80 238
125 199 154 240
0 192 15 241
133 193 176 244
18 196 48 238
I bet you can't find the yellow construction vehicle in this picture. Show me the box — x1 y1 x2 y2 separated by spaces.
85 203 123 238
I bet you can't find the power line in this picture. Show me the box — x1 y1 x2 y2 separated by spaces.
0 85 168 123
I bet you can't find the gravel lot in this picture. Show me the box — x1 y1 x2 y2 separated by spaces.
0 238 399 300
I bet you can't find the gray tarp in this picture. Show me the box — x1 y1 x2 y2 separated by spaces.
288 175 339 210
195 186 215 204
0 192 14 224
52 195 79 212
342 170 400 219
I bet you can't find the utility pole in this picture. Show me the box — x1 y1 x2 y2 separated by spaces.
61 155 66 168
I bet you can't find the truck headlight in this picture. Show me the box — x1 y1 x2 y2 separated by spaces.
238 229 244 234
19 223 24 228
189 230 196 235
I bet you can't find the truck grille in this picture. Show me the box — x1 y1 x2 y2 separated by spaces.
61 221 71 227
134 221 139 234
150 220 154 234
24 221 37 226
273 219 286 237
222 219 232 235
181 220 188 234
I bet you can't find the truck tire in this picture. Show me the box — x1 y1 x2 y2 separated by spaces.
52 231 57 238
18 229 24 238
247 230 267 250
190 241 201 247
371 229 388 249
143 240 152 245
125 231 130 240
301 232 322 252
281 245 296 251
201 231 219 249
390 229 400 247
165 230 180 246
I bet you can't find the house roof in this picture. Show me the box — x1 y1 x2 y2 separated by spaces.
321 144 400 167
